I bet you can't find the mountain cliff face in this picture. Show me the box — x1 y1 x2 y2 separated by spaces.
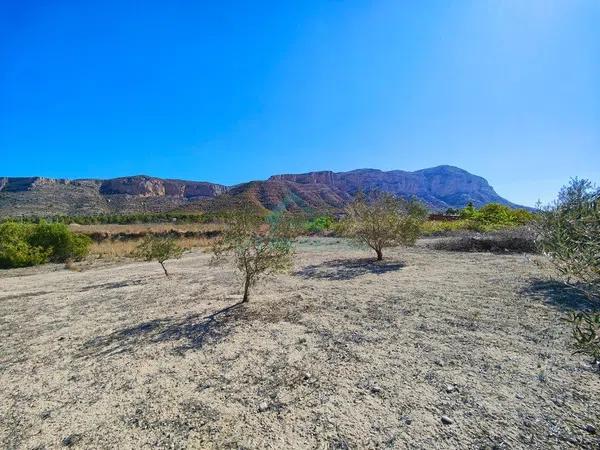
251 165 515 211
0 176 227 217
0 166 519 217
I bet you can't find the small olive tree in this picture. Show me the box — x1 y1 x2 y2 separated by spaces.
134 235 184 277
535 178 600 299
341 192 428 260
536 178 600 368
212 208 295 303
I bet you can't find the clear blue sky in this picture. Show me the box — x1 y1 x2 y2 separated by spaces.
1 1 599 206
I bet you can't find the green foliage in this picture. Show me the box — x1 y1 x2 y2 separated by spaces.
424 203 535 236
28 221 92 262
0 222 49 268
341 192 427 260
565 312 600 366
0 221 90 269
212 207 294 302
536 178 600 299
305 215 334 233
134 236 184 277
460 202 477 219
458 202 535 231
421 219 472 235
1 212 208 225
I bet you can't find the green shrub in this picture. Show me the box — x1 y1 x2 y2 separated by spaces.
536 178 600 369
0 221 91 268
426 203 535 235
28 221 92 262
536 178 600 299
0 222 49 268
421 219 472 235
306 216 334 233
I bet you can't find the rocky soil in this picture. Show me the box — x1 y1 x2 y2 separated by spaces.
1 238 598 449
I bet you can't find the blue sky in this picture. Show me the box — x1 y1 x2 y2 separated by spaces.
1 0 598 206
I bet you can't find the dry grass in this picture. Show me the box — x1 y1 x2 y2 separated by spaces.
89 236 215 259
70 222 223 235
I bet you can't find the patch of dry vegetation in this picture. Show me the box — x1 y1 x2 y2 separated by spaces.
90 236 214 259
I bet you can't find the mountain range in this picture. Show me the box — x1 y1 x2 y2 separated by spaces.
0 166 521 217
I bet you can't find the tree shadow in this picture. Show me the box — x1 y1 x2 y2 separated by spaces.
295 258 405 281
521 278 598 312
79 301 244 358
78 279 145 292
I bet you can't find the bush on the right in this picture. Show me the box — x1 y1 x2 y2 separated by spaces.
536 178 600 368
535 178 600 299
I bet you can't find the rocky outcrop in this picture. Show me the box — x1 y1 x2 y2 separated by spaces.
99 176 227 198
0 177 72 192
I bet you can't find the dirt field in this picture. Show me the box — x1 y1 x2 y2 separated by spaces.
1 237 598 449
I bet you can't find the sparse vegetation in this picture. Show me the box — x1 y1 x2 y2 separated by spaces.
565 312 600 368
134 236 184 277
212 208 295 302
422 203 535 236
1 212 209 225
305 215 334 234
0 221 90 269
431 227 536 253
340 192 427 260
534 178 600 370
535 178 600 300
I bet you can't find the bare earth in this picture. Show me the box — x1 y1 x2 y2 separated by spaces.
1 237 599 449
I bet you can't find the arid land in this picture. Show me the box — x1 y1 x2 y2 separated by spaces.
1 237 599 449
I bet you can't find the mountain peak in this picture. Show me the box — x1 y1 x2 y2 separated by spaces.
0 166 520 217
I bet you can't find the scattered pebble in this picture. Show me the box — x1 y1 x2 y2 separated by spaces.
258 402 269 412
61 434 81 447
370 384 382 394
434 359 445 367
441 415 453 425
585 424 596 434
405 418 412 425
552 398 565 407
446 385 456 393
515 393 525 400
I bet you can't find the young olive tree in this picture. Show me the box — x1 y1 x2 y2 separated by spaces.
341 192 428 260
212 208 295 303
134 235 184 277
536 178 600 299
536 178 600 368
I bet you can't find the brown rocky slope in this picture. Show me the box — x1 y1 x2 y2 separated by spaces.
0 166 520 217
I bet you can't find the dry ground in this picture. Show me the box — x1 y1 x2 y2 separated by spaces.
1 237 599 449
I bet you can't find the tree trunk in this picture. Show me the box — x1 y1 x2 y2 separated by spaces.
376 248 383 261
242 275 251 303
160 262 169 277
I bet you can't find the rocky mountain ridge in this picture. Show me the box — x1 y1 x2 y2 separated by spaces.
0 166 520 217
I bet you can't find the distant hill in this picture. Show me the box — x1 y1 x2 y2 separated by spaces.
0 166 521 217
